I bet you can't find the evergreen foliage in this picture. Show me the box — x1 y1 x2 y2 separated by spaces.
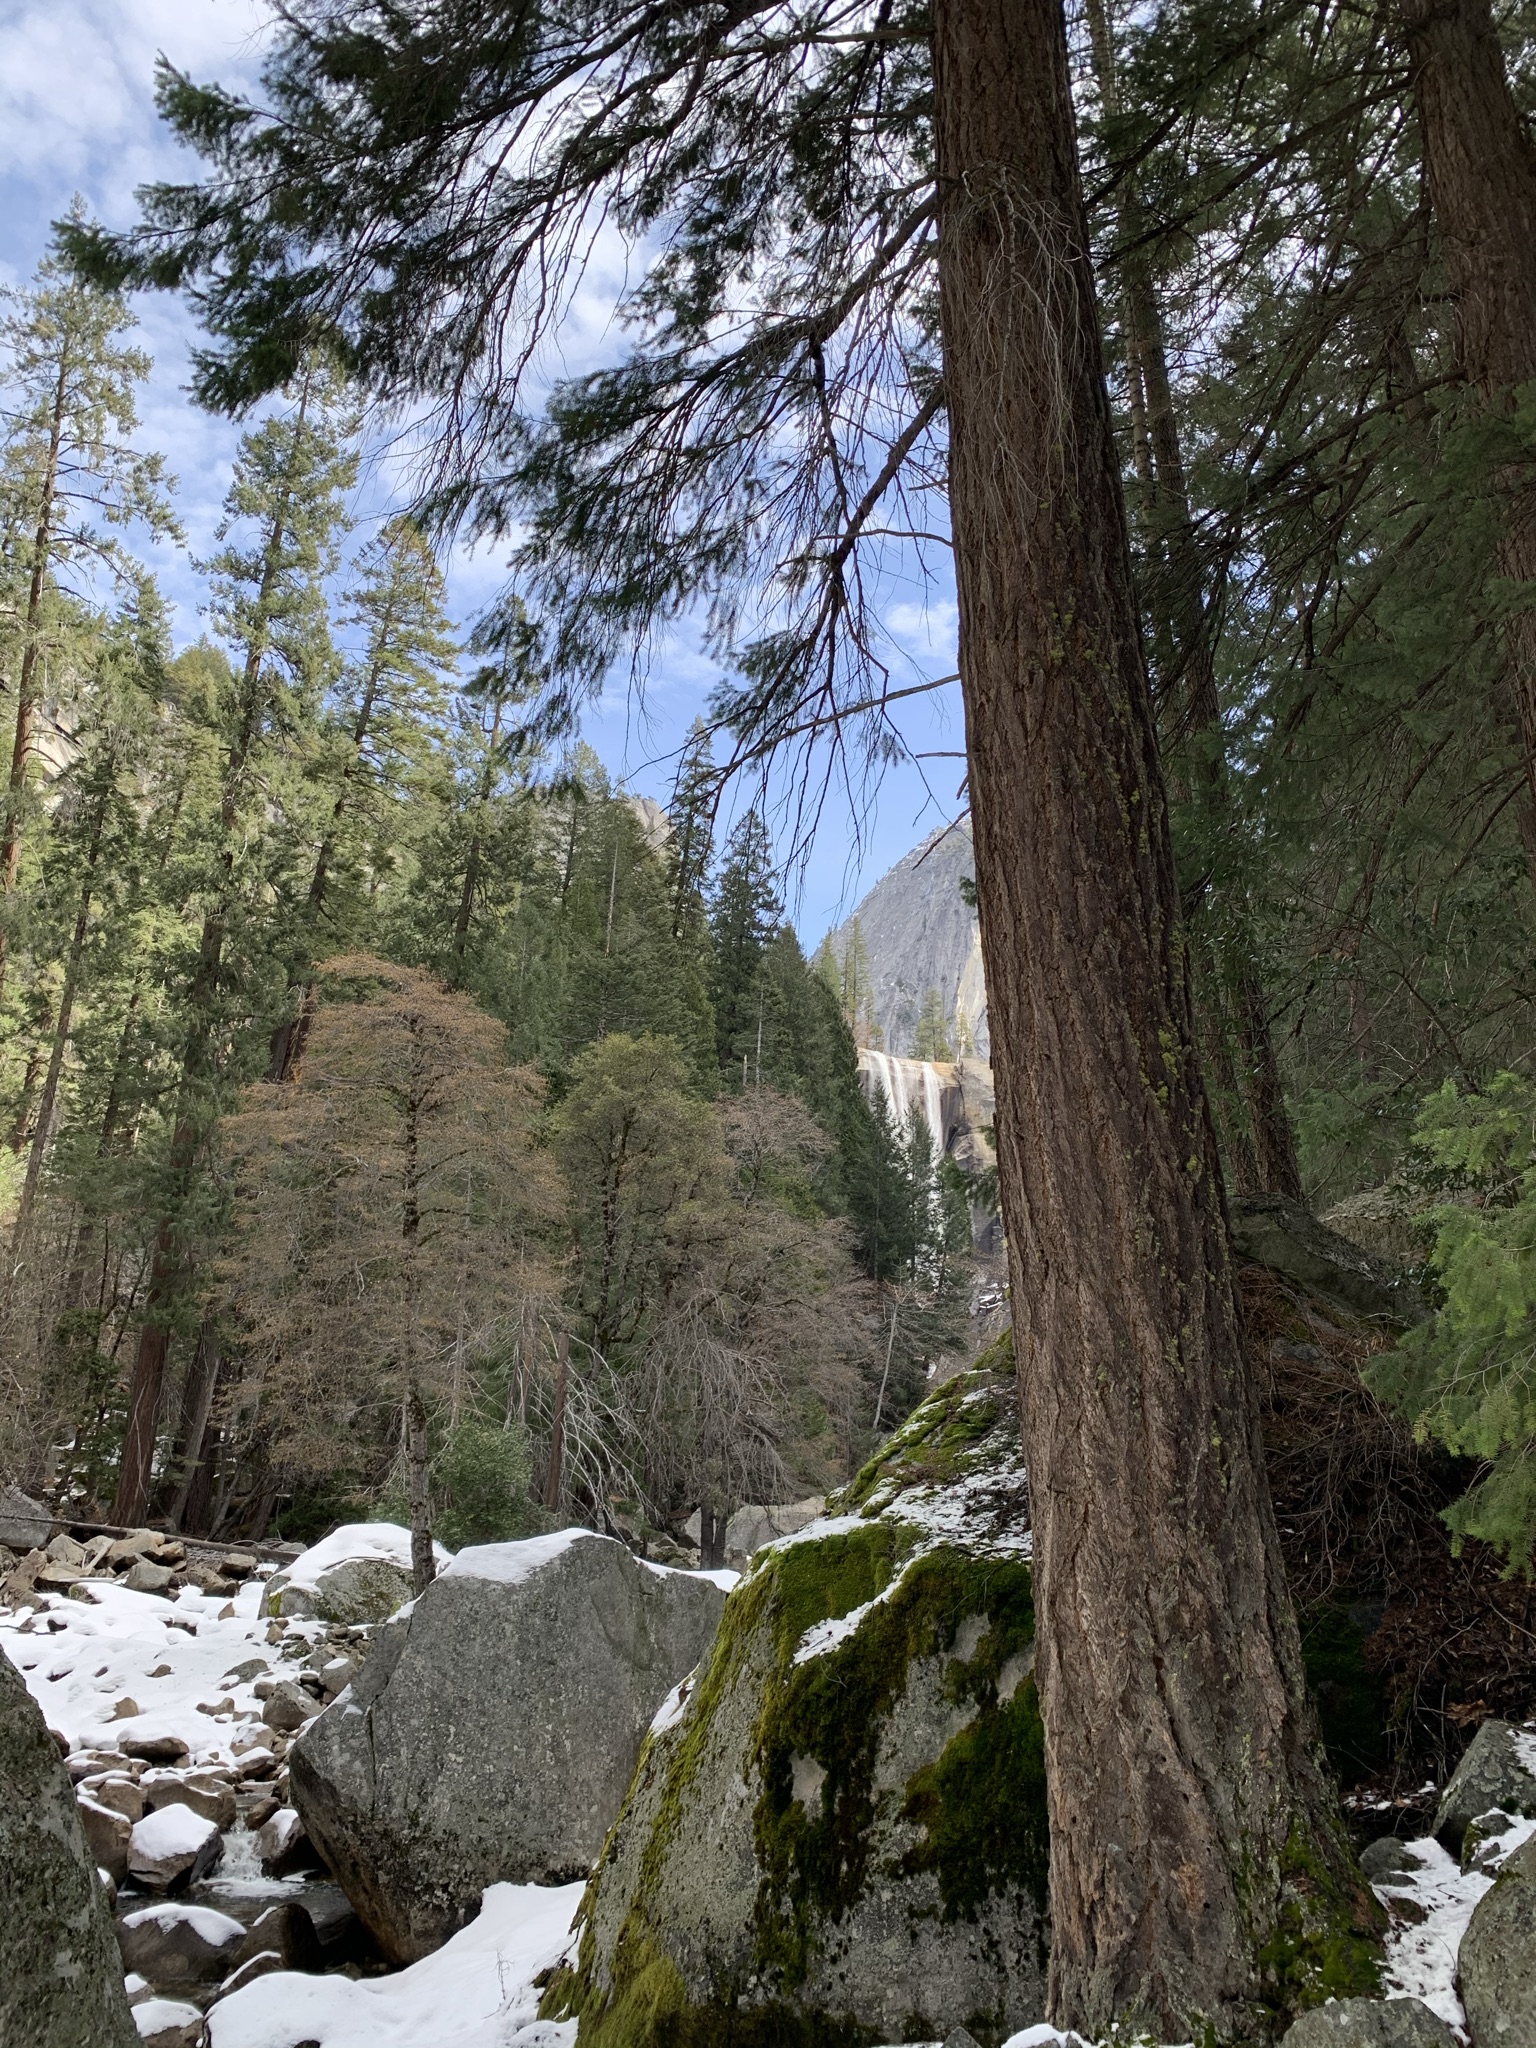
1368 1075 1536 1572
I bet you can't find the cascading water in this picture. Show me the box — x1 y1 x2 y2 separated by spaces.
858 1049 950 1147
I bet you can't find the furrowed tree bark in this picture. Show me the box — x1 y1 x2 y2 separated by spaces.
929 0 1369 2032
1401 0 1536 863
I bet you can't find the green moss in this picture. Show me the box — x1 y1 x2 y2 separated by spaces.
1255 1816 1384 2023
1298 1602 1389 1786
838 1334 1015 1512
899 1679 1048 1925
552 1351 1045 2047
752 1546 1043 1991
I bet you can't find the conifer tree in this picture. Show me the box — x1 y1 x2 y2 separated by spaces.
0 223 178 995
708 810 781 1081
113 364 356 1523
269 513 455 1077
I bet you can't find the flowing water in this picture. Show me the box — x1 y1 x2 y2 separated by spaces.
857 1049 950 1145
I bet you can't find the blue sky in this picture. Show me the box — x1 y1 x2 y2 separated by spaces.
0 0 968 943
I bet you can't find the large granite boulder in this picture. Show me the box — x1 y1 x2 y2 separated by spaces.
1278 1997 1457 2048
289 1528 727 1962
0 1648 138 2048
1433 1719 1536 1853
544 1338 1049 2048
1459 1828 1536 2048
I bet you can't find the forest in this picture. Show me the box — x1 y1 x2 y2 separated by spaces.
0 279 979 1557
4 1 1536 2046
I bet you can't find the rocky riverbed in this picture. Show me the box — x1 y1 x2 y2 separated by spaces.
5 1503 1536 2048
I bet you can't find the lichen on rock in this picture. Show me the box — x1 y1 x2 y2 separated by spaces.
544 1334 1047 2048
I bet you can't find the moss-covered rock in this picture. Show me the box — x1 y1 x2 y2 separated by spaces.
545 1336 1046 2048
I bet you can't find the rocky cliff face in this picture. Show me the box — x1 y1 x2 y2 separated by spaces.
830 822 987 1058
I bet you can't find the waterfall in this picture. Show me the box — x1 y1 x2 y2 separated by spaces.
858 1049 949 1147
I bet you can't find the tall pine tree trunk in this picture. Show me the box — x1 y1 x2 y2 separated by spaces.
929 0 1369 2030
1402 0 1536 852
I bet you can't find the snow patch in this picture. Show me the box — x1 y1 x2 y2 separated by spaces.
649 1674 692 1737
1373 1817 1536 2030
205 1879 584 2048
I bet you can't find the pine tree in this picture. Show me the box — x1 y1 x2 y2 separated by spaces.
708 810 781 1081
113 363 357 1523
912 987 954 1062
0 221 178 996
268 512 455 1077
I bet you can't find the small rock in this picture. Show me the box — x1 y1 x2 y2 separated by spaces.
221 1658 268 1686
181 1562 234 1596
1360 1837 1420 1883
1278 1998 1458 2048
942 2031 983 2048
105 1531 164 1567
216 1949 286 1997
1461 1805 1516 1872
220 1553 258 1580
46 1533 88 1568
254 1804 319 1876
1433 1718 1536 1852
242 1794 281 1831
129 1996 204 2048
121 1732 190 1766
35 1562 86 1591
82 1773 145 1823
76 1792 131 1886
233 1745 278 1777
123 1973 151 2006
262 1679 320 1734
1459 1829 1536 2048
195 1696 236 1718
123 1561 177 1596
127 1805 223 1890
116 1901 246 1984
141 1769 237 1831
232 1901 322 1972
109 1697 143 1722
319 1656 355 1697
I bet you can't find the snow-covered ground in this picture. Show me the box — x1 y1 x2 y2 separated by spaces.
0 1544 1517 2048
204 1881 584 2048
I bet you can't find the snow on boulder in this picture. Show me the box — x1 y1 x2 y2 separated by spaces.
128 1802 223 1889
117 1901 247 1984
262 1524 450 1625
288 1528 727 1963
132 1997 205 2047
543 1334 1050 2048
0 1645 138 2047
